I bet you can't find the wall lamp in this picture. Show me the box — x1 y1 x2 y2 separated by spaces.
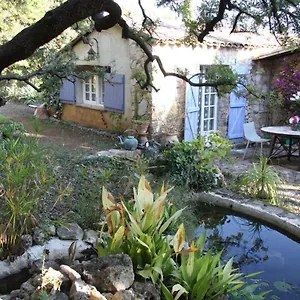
82 36 100 60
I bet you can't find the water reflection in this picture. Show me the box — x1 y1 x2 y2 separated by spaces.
194 205 300 299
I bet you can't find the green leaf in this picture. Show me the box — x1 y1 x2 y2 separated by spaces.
137 267 152 280
222 257 234 280
159 280 174 300
186 246 195 278
273 281 293 292
158 208 184 235
96 242 108 257
173 223 185 253
111 225 125 251
136 236 151 250
172 284 188 300
196 232 206 253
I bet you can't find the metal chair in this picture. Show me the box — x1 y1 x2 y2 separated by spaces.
243 122 270 159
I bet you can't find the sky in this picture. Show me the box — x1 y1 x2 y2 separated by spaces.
115 0 180 24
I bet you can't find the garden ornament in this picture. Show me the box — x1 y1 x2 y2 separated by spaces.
143 140 161 157
118 129 138 151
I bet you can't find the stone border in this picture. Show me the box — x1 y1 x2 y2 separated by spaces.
198 191 300 242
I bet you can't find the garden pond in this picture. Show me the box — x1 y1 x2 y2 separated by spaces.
195 204 300 299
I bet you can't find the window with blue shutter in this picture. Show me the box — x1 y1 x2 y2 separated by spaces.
103 74 125 113
59 79 76 104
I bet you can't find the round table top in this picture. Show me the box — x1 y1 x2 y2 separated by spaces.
261 126 300 137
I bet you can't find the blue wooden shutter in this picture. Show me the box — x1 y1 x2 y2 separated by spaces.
59 79 76 104
103 74 125 113
184 79 200 141
227 88 246 139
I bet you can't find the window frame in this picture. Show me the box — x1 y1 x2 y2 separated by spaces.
82 75 104 106
198 65 218 135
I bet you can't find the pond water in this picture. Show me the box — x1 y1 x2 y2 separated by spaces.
194 204 300 299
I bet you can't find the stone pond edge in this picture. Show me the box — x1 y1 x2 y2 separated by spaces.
198 191 300 241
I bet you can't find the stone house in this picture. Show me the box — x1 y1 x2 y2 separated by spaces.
59 24 279 142
250 49 300 133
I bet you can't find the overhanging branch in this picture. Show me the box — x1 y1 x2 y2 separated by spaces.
0 0 122 73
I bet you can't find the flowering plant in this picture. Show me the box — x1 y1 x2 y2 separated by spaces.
275 66 300 102
290 91 300 101
289 115 300 124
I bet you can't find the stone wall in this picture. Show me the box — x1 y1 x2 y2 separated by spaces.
128 40 152 128
217 95 230 137
248 51 300 134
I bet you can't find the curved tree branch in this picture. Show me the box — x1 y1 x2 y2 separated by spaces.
197 0 228 42
0 0 122 73
118 17 238 90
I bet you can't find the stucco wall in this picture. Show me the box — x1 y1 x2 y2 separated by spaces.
151 42 274 139
62 103 127 132
62 26 148 132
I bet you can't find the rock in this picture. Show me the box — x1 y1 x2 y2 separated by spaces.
102 293 114 300
90 287 108 300
46 239 90 262
41 267 64 291
10 289 29 299
33 228 45 245
47 224 57 236
20 281 36 294
57 223 84 240
20 234 33 250
82 254 134 293
83 229 99 246
111 290 136 300
11 288 30 299
0 239 89 280
0 96 6 107
30 259 60 274
133 282 161 300
31 274 42 287
49 291 69 300
70 279 106 300
60 265 81 281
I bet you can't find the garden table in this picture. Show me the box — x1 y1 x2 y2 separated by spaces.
261 126 300 169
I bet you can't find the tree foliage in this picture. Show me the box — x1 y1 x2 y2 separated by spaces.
0 0 299 96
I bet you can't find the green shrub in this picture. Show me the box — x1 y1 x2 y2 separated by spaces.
236 157 283 206
0 134 53 253
0 120 26 139
165 132 231 191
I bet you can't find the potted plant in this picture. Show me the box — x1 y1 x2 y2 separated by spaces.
289 115 300 131
132 118 150 134
160 103 184 146
132 85 151 135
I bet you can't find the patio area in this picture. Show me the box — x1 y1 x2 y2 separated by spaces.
219 143 300 214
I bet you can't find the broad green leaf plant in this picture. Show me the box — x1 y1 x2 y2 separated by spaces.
99 176 265 299
99 175 183 283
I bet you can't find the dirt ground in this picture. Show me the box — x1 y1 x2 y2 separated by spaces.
0 102 117 153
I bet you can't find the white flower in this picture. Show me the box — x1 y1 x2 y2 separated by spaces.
290 91 300 101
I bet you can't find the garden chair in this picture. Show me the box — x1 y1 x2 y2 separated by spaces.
243 122 270 159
